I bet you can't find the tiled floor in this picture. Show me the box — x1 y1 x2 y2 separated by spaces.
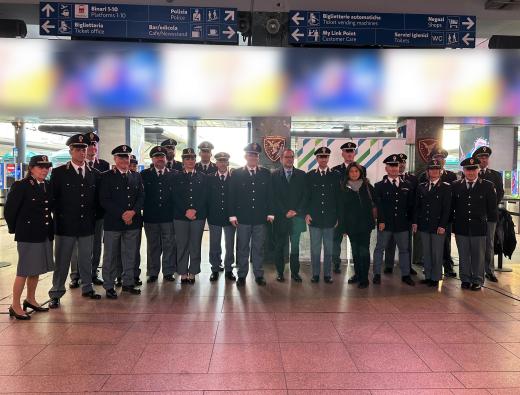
2 227 520 393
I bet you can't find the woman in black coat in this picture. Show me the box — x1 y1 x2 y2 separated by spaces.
338 162 376 288
4 156 54 320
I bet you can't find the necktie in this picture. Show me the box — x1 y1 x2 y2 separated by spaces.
38 182 46 193
480 170 485 177
89 161 93 168
220 175 225 181
203 165 207 171
468 181 473 190
286 170 292 181
429 182 434 191
392 179 397 188
158 170 162 177
78 167 83 178
250 169 255 176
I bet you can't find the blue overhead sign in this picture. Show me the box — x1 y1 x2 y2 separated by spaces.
289 11 476 48
39 2 238 44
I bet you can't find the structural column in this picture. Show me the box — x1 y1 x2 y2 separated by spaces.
12 119 26 164
251 116 291 170
187 119 197 149
95 118 145 163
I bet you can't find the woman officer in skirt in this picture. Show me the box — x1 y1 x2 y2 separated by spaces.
5 155 54 320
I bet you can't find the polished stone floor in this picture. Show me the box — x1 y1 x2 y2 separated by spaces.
1 225 520 394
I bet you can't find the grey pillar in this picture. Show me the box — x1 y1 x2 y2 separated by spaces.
187 119 197 149
251 117 291 171
95 118 144 163
12 120 26 164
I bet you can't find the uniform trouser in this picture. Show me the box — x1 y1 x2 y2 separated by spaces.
309 226 334 278
134 229 142 278
144 222 176 277
420 231 445 281
49 235 94 299
332 228 343 265
102 229 140 290
455 234 486 285
70 219 103 281
273 218 302 276
373 230 410 276
484 222 497 276
174 219 205 275
385 231 413 269
349 231 371 284
443 224 455 273
170 223 178 274
209 224 236 273
236 223 266 279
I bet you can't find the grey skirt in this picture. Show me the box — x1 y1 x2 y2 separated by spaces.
16 240 54 277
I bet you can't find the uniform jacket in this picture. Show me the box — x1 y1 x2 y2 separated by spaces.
374 177 415 232
167 160 183 172
207 171 232 226
99 168 144 231
51 162 97 236
419 169 457 184
413 180 452 233
195 161 218 175
338 181 376 235
5 177 54 242
272 167 308 219
228 166 274 225
87 158 110 172
400 172 418 191
173 171 208 221
305 168 341 229
479 168 504 204
451 178 497 237
141 167 175 223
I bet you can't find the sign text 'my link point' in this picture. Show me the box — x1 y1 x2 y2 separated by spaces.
289 10 476 48
39 2 238 44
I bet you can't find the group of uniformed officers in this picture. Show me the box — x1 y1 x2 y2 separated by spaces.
4 131 503 320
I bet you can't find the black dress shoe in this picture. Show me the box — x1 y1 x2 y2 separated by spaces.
147 276 158 283
106 289 118 299
255 277 267 286
9 306 30 320
181 278 190 284
445 271 457 278
92 276 104 286
134 278 143 286
311 275 319 283
383 267 393 274
402 276 415 286
485 273 498 282
429 280 439 287
225 272 237 281
69 279 80 289
82 290 102 299
209 272 220 282
347 274 358 284
461 282 471 289
236 277 246 287
122 286 141 295
410 267 418 275
324 276 333 284
188 277 196 284
358 281 369 289
291 273 303 282
419 279 431 285
218 264 225 272
276 274 285 282
22 300 49 312
373 274 381 284
471 283 482 291
49 298 60 309
115 278 122 287
163 274 175 282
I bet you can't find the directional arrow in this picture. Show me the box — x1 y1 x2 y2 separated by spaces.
462 33 475 46
41 20 55 34
224 10 235 22
223 26 236 39
41 3 55 18
462 17 475 30
291 28 304 42
291 12 304 25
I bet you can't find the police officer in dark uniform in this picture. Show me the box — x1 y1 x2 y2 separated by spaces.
85 132 110 172
100 145 144 298
373 154 415 286
412 159 452 287
207 152 236 281
305 147 341 284
5 155 54 319
141 146 177 283
272 148 307 283
452 157 497 290
48 134 101 309
384 153 418 275
173 148 207 284
228 142 274 287
473 146 503 283
195 141 218 175
419 147 458 278
332 142 365 273
161 138 183 171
